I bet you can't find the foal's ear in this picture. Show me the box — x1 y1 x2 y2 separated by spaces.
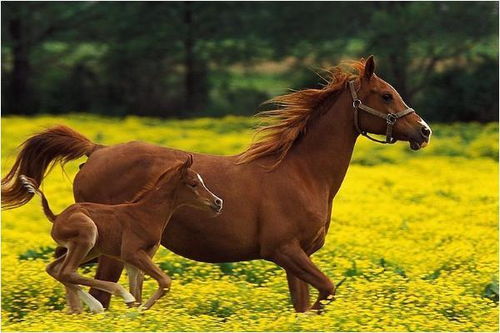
178 154 193 176
364 55 375 79
183 154 193 169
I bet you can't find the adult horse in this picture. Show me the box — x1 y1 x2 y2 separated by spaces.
2 56 431 312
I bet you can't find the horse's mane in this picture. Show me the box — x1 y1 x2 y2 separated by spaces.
237 59 367 169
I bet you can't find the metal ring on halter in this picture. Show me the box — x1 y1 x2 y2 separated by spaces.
386 113 397 125
352 99 361 108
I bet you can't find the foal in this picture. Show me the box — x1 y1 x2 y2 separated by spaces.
20 155 222 313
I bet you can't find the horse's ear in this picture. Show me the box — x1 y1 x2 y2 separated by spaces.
364 55 375 79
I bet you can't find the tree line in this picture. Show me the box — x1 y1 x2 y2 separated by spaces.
1 2 498 121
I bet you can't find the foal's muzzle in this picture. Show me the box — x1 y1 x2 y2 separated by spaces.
210 197 223 214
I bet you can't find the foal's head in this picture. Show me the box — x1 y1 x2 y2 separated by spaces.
353 56 432 150
156 155 223 215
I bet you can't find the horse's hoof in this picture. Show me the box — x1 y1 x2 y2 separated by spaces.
310 303 324 312
324 294 336 304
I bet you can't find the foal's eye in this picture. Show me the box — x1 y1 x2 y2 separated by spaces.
382 93 393 102
189 183 197 188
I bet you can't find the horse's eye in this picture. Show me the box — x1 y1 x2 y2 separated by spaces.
189 183 197 188
382 94 393 102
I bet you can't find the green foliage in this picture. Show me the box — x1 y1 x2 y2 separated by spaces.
484 279 499 303
419 56 499 122
1 2 497 120
19 246 55 261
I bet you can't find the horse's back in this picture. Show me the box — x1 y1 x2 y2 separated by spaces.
73 141 263 263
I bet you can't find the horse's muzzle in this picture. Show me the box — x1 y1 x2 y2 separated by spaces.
409 124 432 150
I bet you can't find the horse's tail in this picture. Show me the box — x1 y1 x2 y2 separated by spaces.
2 125 101 210
18 175 56 223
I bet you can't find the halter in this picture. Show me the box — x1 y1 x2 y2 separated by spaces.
348 80 415 144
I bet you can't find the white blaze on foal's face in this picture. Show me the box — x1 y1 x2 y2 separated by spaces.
179 167 223 214
196 173 223 213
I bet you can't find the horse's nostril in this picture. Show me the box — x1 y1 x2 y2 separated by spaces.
421 126 431 137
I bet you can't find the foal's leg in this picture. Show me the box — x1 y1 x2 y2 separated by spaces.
58 242 135 306
136 271 144 303
47 255 82 313
286 271 311 312
123 250 171 310
89 256 124 309
47 254 101 313
271 242 335 312
125 264 142 306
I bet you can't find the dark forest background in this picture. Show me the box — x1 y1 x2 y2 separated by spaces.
1 1 498 121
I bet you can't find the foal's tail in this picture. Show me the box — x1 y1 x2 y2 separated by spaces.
2 125 101 210
19 175 56 223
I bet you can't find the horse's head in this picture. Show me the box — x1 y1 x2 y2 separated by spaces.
352 56 431 150
164 155 223 216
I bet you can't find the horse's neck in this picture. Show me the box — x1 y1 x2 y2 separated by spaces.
132 190 176 229
286 89 358 198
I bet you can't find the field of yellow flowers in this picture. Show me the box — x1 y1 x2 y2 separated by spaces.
1 115 498 332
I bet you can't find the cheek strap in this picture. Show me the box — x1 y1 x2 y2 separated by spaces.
349 80 414 144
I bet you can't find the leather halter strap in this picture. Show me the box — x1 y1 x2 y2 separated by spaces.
348 80 415 144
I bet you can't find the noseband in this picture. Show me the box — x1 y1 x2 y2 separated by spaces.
348 80 415 144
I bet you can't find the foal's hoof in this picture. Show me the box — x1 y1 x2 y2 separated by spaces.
67 308 83 315
89 302 105 314
121 291 136 304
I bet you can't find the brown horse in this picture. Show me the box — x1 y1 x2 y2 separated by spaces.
2 56 431 312
19 155 222 313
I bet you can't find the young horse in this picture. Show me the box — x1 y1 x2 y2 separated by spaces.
19 155 222 313
3 56 431 312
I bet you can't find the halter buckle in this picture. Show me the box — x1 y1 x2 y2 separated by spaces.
386 113 397 125
352 99 361 108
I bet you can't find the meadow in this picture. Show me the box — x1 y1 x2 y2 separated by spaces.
1 115 498 332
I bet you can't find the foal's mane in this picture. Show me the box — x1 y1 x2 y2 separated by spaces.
238 59 367 168
129 167 176 203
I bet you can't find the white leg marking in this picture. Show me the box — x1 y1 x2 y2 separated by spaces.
76 288 104 313
120 286 136 304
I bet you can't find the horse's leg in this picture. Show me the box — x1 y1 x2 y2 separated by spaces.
47 252 102 313
58 241 135 307
123 250 171 311
64 285 83 313
286 271 311 312
125 264 142 306
89 255 125 309
271 243 335 312
46 254 83 313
